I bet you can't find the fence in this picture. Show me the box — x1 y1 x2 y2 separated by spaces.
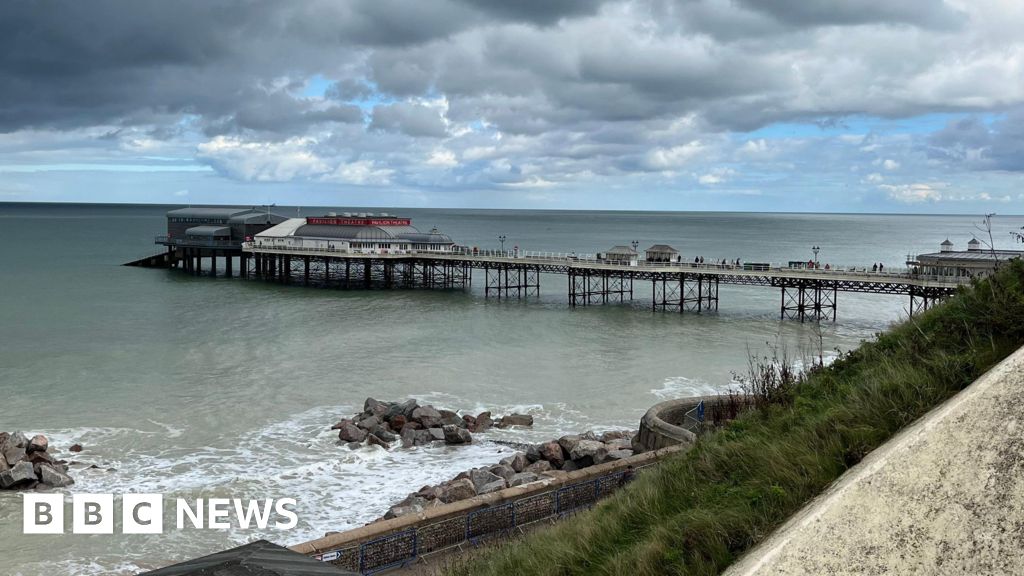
298 449 682 575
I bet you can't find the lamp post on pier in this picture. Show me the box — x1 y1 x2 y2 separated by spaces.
631 240 639 252
812 245 820 267
499 235 507 254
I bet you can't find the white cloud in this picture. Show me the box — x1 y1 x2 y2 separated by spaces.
644 141 706 170
426 148 458 167
196 136 330 182
321 160 394 185
697 167 736 185
880 182 945 203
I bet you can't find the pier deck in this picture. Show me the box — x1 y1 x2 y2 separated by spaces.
238 245 968 321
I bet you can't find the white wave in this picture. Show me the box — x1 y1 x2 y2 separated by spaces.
650 375 729 400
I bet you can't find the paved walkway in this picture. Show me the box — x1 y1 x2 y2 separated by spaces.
726 345 1024 576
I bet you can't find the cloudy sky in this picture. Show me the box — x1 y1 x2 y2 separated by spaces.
1 0 1023 212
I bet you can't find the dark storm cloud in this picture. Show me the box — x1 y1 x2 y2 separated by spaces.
0 0 1019 195
369 103 448 138
734 0 965 30
927 111 1024 172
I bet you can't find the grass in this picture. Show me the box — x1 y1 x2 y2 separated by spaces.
444 260 1024 576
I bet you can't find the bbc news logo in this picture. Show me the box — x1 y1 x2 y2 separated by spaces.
23 494 298 534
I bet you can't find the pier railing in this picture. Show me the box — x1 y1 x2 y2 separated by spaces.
241 242 970 284
157 235 241 248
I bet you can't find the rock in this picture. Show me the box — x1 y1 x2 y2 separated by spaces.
400 426 417 448
416 485 444 500
0 432 8 447
600 430 629 442
412 406 443 428
68 444 83 453
364 397 389 416
438 409 465 427
440 478 476 503
539 442 565 469
367 434 390 449
462 415 477 431
525 444 542 462
371 426 397 443
413 430 435 446
337 423 367 443
389 415 407 430
330 419 353 430
498 413 534 428
606 449 634 461
0 462 36 488
386 399 418 422
605 438 632 451
384 496 427 519
509 472 540 487
570 440 608 467
38 464 74 488
581 430 599 441
26 435 48 454
25 451 54 466
8 432 28 449
525 460 553 474
355 415 380 431
558 435 581 456
4 446 26 467
479 479 507 495
0 458 8 473
469 468 504 493
489 464 516 483
561 460 580 472
508 452 529 473
426 427 445 442
442 425 472 445
475 411 493 431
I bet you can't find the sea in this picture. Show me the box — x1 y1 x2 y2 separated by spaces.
1 202 1021 575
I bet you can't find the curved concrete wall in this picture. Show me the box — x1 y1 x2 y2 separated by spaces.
635 395 750 452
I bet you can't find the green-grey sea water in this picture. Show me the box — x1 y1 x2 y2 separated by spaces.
1 203 1021 575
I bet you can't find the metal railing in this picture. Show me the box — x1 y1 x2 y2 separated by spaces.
241 242 971 284
156 235 241 248
310 464 649 574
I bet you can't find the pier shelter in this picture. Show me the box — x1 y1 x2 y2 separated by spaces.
910 238 1024 278
645 244 680 263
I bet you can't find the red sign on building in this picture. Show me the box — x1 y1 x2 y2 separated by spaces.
306 217 411 226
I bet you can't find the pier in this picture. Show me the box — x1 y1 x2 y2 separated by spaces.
127 207 988 322
237 245 965 321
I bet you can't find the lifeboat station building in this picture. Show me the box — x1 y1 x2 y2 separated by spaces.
253 212 456 254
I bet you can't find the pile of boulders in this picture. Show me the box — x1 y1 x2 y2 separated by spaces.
381 429 636 520
0 431 74 490
332 398 534 450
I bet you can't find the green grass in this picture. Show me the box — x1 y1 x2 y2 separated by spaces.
445 260 1024 576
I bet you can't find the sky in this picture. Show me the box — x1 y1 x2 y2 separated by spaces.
1 0 1023 213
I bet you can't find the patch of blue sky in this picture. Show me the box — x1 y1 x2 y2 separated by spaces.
300 74 333 98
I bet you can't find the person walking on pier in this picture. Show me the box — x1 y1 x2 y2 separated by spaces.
879 262 885 272
872 263 878 272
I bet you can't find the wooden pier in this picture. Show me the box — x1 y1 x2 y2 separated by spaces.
232 245 965 321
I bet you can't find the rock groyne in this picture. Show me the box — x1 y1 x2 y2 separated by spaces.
0 431 74 490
